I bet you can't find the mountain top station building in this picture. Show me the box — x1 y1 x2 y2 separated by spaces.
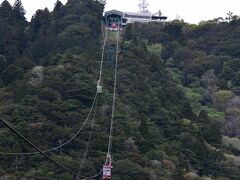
103 0 167 29
104 9 167 28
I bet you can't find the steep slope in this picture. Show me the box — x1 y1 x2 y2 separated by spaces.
0 0 238 179
123 18 240 179
0 0 105 179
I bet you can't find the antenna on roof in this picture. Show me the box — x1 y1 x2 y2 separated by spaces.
138 0 149 13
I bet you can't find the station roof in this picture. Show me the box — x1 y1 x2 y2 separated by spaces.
124 11 152 17
105 10 124 17
105 9 168 20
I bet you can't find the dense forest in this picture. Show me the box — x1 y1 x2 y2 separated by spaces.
0 0 240 179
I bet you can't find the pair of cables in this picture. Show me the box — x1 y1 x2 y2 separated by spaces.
0 28 109 156
0 27 120 179
0 29 109 178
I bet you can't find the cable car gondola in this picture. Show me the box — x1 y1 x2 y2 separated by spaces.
102 154 112 180
97 80 103 94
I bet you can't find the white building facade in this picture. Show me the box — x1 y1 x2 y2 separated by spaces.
104 10 167 28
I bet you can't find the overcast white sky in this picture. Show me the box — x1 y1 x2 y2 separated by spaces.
0 0 239 24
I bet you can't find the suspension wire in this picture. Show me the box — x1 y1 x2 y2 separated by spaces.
99 28 108 82
0 55 7 62
0 117 78 177
76 28 121 180
79 29 114 180
0 87 98 156
82 28 121 180
77 94 99 178
82 169 103 179
81 157 108 179
77 29 109 180
107 28 120 156
0 27 113 180
0 28 110 156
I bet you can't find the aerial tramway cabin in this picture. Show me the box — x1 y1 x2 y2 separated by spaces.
102 154 113 180
104 9 167 30
102 164 112 180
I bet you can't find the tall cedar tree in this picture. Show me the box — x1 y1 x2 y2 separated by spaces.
13 0 25 20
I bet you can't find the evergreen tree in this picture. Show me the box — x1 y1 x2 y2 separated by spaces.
1 0 240 179
0 0 27 77
0 0 12 18
53 0 63 13
13 0 25 20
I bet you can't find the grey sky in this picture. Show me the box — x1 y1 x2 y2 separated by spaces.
1 0 239 24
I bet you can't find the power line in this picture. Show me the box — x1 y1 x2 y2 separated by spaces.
0 28 110 156
0 27 118 180
0 92 98 155
0 117 78 177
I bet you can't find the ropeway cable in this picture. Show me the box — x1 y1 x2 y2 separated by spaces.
0 28 115 179
80 28 121 180
79 28 121 180
82 169 103 179
99 28 108 82
77 94 99 177
84 28 120 180
107 28 120 156
0 29 110 156
77 29 109 178
81 156 108 179
76 28 110 179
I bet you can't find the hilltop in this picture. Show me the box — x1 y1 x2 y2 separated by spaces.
0 0 240 179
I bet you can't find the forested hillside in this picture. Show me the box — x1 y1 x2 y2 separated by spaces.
0 0 240 179
124 16 240 179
